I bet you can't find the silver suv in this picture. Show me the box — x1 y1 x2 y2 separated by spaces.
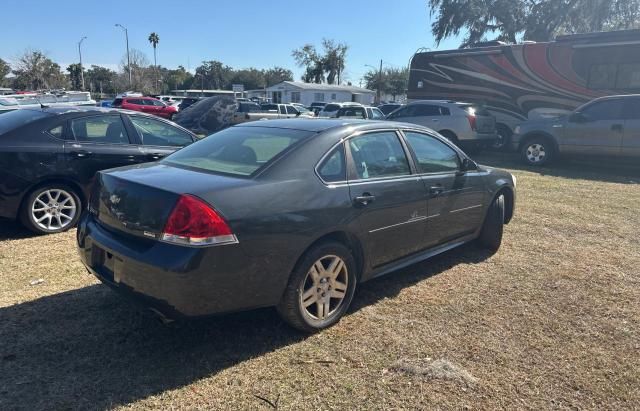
386 100 497 152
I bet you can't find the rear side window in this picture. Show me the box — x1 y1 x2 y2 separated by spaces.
70 115 130 144
404 131 459 173
317 145 346 183
0 110 52 135
413 105 442 116
129 116 193 147
623 98 640 120
348 132 410 179
164 126 314 176
324 104 340 112
48 125 64 139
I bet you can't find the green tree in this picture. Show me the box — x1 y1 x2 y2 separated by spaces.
11 50 68 90
229 68 265 90
363 67 409 100
0 58 10 87
195 60 233 89
165 65 193 91
86 65 118 95
428 0 640 46
66 63 83 90
263 66 293 87
148 32 160 92
292 39 349 84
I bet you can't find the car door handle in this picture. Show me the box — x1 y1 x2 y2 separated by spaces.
431 118 439 122
429 185 444 197
70 150 93 158
611 124 624 132
354 193 376 206
147 153 166 160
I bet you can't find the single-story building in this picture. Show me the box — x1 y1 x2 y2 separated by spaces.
265 81 375 106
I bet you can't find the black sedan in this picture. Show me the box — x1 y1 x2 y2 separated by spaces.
0 107 198 234
77 119 516 332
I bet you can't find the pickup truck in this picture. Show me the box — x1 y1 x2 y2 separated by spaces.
231 102 314 125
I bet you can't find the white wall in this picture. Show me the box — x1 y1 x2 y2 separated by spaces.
266 84 375 106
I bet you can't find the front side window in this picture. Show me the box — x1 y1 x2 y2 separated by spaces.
348 132 410 179
129 116 193 147
70 115 129 144
387 106 411 119
580 99 625 121
623 97 640 120
285 105 299 115
164 126 314 176
317 144 346 183
404 131 459 173
0 110 52 135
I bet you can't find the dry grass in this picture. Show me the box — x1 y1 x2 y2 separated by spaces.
0 153 639 410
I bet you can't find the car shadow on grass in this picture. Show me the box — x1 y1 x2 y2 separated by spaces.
473 151 640 185
0 218 40 241
0 243 492 410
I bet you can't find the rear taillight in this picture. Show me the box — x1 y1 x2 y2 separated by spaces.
161 195 237 246
467 115 477 131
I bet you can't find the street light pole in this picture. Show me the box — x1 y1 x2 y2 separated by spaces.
115 24 132 88
78 36 87 91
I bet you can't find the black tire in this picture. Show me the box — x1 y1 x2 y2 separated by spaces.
477 194 505 252
20 184 82 234
492 124 513 152
520 136 555 166
277 242 357 333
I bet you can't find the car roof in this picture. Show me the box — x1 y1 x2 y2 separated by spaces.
17 106 164 118
236 118 426 133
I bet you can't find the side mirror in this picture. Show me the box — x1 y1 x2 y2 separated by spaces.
461 158 478 172
296 111 301 117
569 112 587 123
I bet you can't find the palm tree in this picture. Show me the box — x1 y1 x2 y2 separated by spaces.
148 32 160 93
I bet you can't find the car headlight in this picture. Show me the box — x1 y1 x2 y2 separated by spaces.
514 125 521 134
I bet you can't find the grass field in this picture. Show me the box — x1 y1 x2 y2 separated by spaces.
1 152 639 410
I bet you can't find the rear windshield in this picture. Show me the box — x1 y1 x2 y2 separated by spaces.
0 109 52 135
163 126 314 176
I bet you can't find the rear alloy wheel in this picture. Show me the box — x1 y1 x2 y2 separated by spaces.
21 185 81 234
522 138 554 166
492 125 513 151
277 242 356 332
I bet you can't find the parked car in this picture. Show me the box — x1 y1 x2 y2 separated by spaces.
318 102 363 118
77 118 516 332
0 107 198 234
386 100 497 152
378 103 403 115
309 102 327 109
335 105 386 120
512 95 640 166
230 103 313 125
112 97 178 120
178 97 202 111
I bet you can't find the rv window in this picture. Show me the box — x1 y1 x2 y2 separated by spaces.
588 64 617 89
616 63 640 89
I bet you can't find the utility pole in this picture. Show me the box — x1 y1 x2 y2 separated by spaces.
78 36 87 91
377 59 383 104
115 24 132 88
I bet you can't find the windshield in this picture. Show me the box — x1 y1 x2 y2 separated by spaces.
163 126 314 176
0 109 52 135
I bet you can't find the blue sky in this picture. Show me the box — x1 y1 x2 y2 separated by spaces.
0 0 463 84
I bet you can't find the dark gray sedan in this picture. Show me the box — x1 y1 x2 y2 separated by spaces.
77 119 516 332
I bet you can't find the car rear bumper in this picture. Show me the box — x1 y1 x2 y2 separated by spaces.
76 212 276 318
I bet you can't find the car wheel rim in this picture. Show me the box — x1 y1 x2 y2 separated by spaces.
526 143 546 163
31 189 77 231
299 255 349 322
